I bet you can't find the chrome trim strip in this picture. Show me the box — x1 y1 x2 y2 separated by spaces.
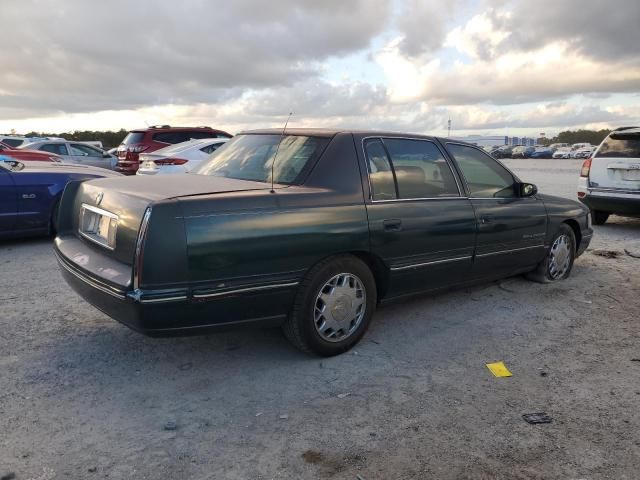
371 197 468 204
55 251 126 300
390 255 472 271
133 207 152 290
139 295 188 304
193 282 299 299
361 136 464 202
475 245 544 258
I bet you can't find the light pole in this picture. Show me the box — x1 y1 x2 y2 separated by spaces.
447 118 451 137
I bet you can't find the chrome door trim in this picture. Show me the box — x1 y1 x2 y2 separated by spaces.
390 255 473 272
192 282 299 299
475 245 545 258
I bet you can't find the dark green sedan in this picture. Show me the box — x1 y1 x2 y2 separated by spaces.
54 129 593 356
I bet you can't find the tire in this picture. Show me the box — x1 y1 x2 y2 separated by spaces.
283 254 377 356
527 224 576 283
591 210 609 225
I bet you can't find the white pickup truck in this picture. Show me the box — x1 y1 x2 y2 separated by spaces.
577 127 640 224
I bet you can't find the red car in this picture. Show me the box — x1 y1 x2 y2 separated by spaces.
115 125 232 174
0 141 63 162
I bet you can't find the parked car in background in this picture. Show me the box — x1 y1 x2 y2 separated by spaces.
20 140 116 169
512 146 535 158
490 145 514 158
578 127 640 224
0 158 120 239
530 146 555 159
553 148 573 159
137 138 230 175
573 146 595 159
116 125 232 175
0 135 32 148
54 129 591 356
549 143 570 150
570 143 591 157
0 141 63 163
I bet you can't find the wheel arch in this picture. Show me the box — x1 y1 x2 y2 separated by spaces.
562 218 581 251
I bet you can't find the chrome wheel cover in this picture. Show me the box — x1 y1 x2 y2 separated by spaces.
548 234 571 279
314 273 366 343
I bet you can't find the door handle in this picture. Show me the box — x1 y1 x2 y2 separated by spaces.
479 214 493 224
383 219 402 232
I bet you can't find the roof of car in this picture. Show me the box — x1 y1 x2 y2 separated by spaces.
129 126 229 133
611 127 640 135
239 128 467 144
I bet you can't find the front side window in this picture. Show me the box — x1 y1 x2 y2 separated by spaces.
383 139 459 198
446 143 516 198
70 144 102 157
365 139 397 201
194 134 329 185
40 143 68 155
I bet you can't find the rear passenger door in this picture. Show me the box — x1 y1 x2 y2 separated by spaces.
362 137 477 297
0 167 17 233
38 143 70 160
444 142 547 277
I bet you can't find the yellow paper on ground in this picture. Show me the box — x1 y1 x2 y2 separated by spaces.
486 361 512 377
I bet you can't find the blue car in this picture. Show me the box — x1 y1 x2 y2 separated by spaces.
0 157 120 239
530 147 555 159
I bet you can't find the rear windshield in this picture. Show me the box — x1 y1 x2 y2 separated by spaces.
194 134 329 185
596 134 640 158
2 138 24 147
121 132 145 145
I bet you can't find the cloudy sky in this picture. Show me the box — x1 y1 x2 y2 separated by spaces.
1 0 639 137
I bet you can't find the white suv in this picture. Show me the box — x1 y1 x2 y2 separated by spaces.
577 127 640 224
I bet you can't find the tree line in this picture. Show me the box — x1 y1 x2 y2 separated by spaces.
23 129 129 149
538 129 612 146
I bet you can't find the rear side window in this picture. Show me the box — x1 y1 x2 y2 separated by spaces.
121 132 145 145
153 132 190 144
200 142 225 154
365 139 397 201
446 144 516 198
596 134 640 158
383 139 459 198
70 143 102 157
40 143 68 155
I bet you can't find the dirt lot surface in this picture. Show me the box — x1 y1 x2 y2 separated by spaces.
1 159 639 479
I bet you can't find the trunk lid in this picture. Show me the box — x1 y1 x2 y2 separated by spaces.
71 175 274 264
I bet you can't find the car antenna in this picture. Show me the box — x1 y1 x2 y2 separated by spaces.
270 112 293 193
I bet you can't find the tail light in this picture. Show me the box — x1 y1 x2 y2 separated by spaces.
133 207 152 291
580 158 592 177
154 157 188 166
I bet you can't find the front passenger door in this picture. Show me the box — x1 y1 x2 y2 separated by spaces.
444 143 547 277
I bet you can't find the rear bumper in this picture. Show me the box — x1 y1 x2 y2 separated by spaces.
54 242 292 336
579 189 640 215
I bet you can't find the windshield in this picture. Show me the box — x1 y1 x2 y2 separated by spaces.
596 134 640 158
121 132 145 145
194 134 329 185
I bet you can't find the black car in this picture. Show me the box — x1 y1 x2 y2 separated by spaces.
490 145 514 159
54 129 593 356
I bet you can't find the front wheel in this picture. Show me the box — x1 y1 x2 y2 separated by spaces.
283 255 377 356
527 224 576 283
591 210 609 225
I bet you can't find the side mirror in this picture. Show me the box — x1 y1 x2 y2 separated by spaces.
520 182 538 197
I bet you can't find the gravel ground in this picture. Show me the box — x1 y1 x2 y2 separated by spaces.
1 159 639 480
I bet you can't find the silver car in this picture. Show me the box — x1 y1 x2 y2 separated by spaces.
19 140 116 169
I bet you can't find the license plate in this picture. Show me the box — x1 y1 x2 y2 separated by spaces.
142 161 156 169
622 169 640 181
79 204 118 250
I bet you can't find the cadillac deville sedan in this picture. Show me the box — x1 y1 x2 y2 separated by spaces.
54 129 593 356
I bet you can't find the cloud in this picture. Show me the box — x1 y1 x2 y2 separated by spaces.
495 0 640 62
0 0 390 116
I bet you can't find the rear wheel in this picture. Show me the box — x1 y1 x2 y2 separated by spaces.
591 209 609 225
527 224 576 283
283 255 377 356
